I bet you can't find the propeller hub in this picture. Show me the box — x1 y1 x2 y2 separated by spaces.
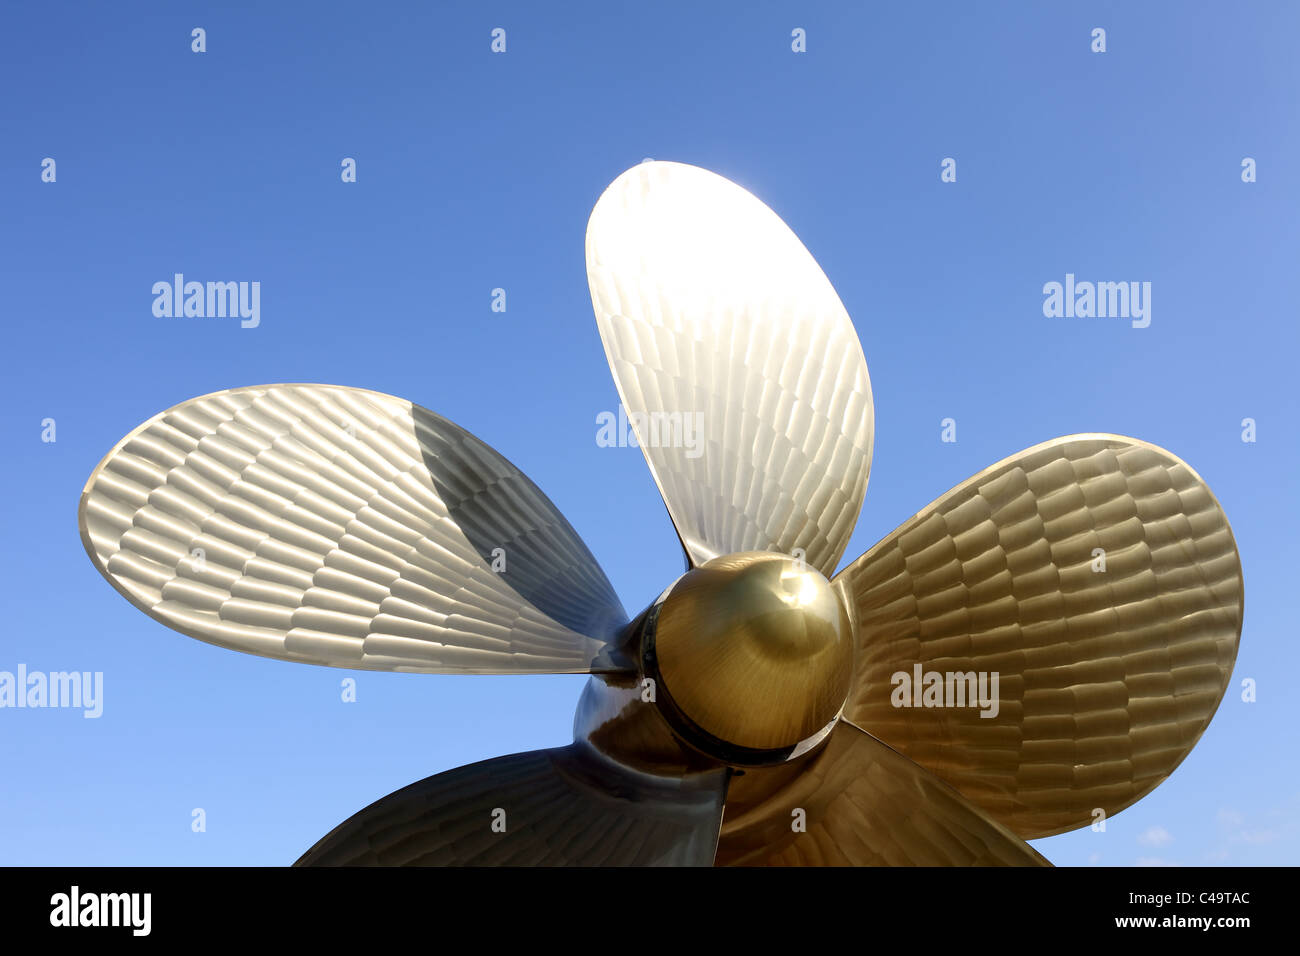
644 552 853 765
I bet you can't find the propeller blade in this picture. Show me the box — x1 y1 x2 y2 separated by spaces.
79 383 632 674
295 744 729 866
715 720 1048 865
585 161 874 578
833 435 1243 839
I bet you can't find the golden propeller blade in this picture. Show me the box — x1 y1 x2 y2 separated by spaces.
715 720 1048 866
585 161 874 578
833 435 1243 839
295 744 729 866
78 383 632 674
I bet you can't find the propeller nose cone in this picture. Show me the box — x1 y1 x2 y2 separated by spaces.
648 552 854 762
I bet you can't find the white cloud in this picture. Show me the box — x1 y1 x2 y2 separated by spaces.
1138 825 1173 847
1207 795 1300 863
1217 808 1244 827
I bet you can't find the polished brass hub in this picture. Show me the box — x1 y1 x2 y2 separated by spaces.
643 552 854 766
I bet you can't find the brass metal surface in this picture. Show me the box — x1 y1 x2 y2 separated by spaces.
295 742 729 866
585 161 874 579
650 552 853 758
78 383 632 674
716 720 1049 866
834 434 1244 839
80 162 1246 866
571 612 724 778
574 673 717 777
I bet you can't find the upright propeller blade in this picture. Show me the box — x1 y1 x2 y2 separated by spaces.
296 744 729 866
715 720 1049 866
833 435 1243 838
79 383 632 674
585 161 874 579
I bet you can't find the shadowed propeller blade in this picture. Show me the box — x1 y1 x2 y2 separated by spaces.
79 383 632 674
586 160 874 578
715 720 1049 866
833 435 1243 839
295 744 729 866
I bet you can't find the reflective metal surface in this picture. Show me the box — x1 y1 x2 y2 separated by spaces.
295 742 729 866
648 552 852 761
585 160 875 579
78 383 632 674
80 163 1245 867
833 434 1244 839
715 720 1049 866
570 609 725 778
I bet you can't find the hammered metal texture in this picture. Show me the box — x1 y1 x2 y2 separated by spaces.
295 744 729 866
586 161 874 578
79 384 631 674
715 721 1049 866
834 435 1243 839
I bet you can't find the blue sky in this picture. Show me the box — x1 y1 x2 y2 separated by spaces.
1 2 1296 866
